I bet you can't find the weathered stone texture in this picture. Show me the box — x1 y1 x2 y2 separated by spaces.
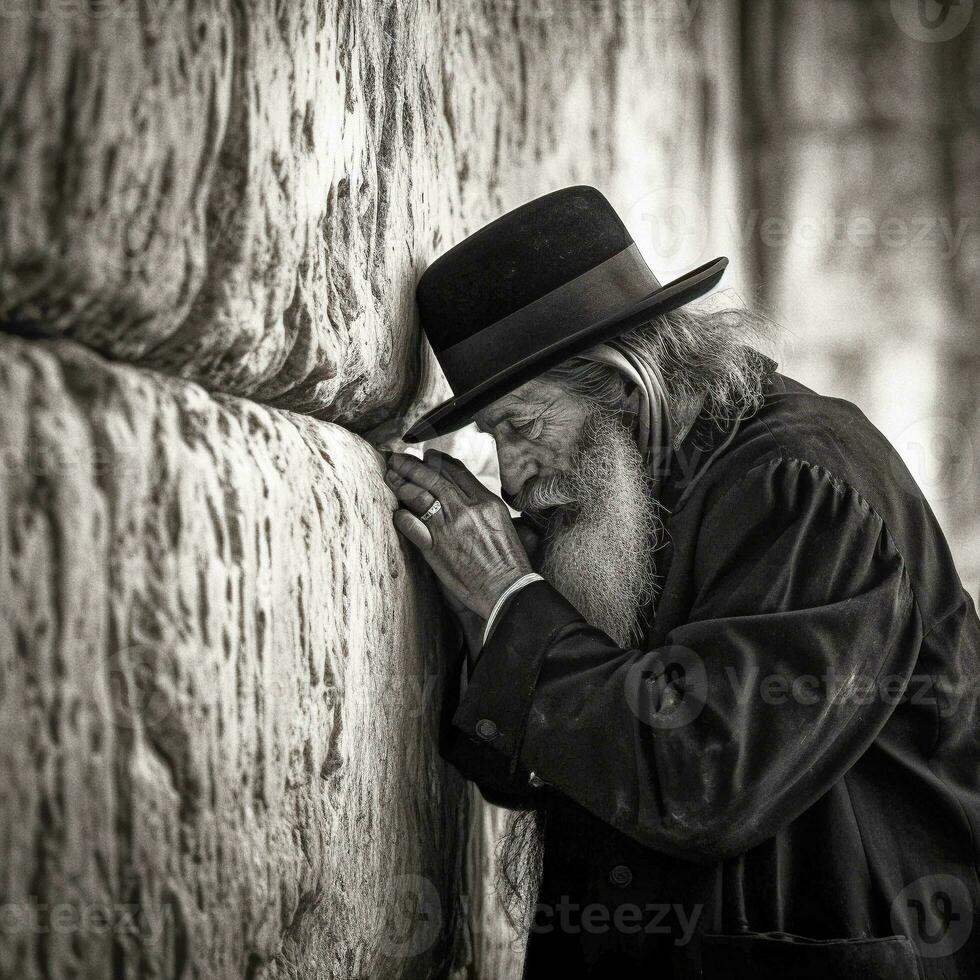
0 2 233 352
0 1 737 432
0 333 465 979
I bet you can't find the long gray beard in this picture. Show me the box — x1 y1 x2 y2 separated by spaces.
516 405 665 646
496 407 665 936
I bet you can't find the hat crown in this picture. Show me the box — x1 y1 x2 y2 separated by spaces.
416 185 634 353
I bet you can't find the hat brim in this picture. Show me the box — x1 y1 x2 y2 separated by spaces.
403 255 729 442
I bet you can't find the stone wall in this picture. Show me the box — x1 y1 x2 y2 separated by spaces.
0 334 464 979
0 1 741 977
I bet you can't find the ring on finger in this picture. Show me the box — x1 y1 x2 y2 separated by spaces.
419 499 442 523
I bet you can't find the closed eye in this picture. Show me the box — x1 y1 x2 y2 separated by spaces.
512 417 544 438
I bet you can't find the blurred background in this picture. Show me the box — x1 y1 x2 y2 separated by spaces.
733 0 979 601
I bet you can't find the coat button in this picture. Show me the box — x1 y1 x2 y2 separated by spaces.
528 771 545 788
609 864 632 888
476 718 498 740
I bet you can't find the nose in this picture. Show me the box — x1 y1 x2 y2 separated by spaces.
495 438 539 497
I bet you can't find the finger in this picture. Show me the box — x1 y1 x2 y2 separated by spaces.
391 479 436 515
392 508 433 551
389 451 458 499
386 467 441 513
422 449 487 498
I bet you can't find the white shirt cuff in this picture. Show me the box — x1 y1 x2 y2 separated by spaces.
481 573 545 647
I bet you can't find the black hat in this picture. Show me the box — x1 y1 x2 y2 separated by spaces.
402 185 728 442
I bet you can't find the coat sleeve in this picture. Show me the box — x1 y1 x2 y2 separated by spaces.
439 652 546 811
449 455 921 861
437 515 549 811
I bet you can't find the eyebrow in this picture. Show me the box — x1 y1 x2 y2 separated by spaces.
476 391 545 432
476 402 515 431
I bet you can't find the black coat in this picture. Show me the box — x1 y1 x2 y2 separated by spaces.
440 363 980 979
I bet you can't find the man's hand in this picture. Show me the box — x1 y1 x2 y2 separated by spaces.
385 449 533 621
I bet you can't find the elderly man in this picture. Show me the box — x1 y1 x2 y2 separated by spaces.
384 187 980 979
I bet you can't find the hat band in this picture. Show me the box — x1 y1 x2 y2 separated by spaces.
435 243 660 392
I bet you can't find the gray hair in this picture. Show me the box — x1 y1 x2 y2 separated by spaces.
538 304 778 445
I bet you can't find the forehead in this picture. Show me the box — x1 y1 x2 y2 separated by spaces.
473 377 572 429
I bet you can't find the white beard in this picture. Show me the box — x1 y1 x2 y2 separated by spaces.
530 408 664 647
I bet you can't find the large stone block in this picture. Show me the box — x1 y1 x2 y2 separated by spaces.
0 333 466 979
0 1 741 430
0 1 233 351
